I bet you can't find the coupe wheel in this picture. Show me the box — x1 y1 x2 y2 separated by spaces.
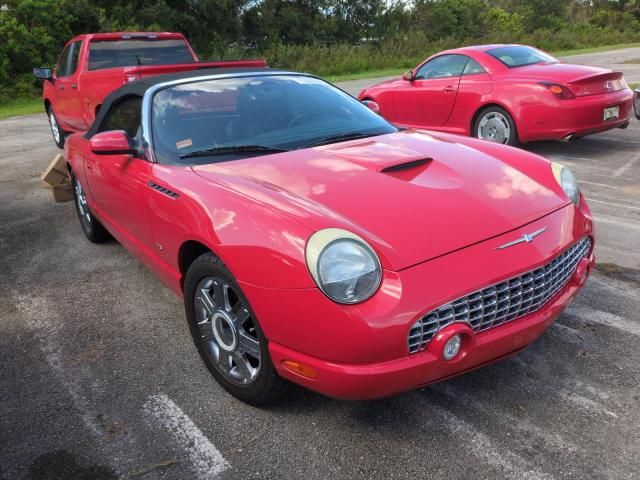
184 252 287 404
47 107 65 149
473 106 518 146
72 174 109 242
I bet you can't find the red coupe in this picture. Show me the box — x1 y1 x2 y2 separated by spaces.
359 44 632 145
65 68 595 404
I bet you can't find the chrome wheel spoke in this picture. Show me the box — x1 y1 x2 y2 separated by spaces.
213 281 232 312
232 307 250 329
231 352 255 383
217 349 232 373
238 329 260 358
195 288 216 319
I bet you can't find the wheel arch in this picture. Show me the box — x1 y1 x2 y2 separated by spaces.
44 98 51 112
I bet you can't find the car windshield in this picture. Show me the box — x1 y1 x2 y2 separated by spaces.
486 46 557 68
150 74 397 165
88 39 194 70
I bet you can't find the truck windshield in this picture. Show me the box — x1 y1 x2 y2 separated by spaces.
88 39 194 70
151 75 397 165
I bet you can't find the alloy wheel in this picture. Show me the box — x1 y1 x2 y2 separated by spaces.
193 277 261 386
477 111 511 144
74 178 92 229
49 111 61 145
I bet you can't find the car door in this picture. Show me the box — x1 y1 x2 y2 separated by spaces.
84 96 154 252
393 54 469 127
54 40 85 130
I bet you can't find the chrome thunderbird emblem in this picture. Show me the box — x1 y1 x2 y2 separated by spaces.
496 227 547 250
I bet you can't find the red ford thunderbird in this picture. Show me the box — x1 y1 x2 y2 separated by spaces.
65 68 595 404
358 44 632 145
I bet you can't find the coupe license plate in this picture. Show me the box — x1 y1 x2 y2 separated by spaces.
603 105 619 121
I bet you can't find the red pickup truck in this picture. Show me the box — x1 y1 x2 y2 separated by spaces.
34 32 267 147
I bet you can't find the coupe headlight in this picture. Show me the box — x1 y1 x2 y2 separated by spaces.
551 162 580 205
305 228 382 304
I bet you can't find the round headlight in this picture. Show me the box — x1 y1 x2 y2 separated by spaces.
551 162 580 205
306 228 382 304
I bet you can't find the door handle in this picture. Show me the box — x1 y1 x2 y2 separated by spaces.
443 86 456 93
59 85 65 90
70 84 78 89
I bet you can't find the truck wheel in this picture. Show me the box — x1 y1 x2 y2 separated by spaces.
47 106 66 149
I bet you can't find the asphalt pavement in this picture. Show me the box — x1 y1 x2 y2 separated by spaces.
1 47 639 480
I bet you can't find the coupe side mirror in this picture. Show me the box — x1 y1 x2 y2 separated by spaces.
33 67 53 80
90 131 138 155
402 70 414 82
361 99 381 115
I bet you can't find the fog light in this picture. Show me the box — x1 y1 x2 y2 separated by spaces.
443 334 462 360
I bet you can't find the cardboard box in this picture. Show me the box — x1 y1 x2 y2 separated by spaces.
51 178 74 203
41 154 68 187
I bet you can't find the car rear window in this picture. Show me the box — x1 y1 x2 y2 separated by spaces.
486 46 557 68
88 39 194 71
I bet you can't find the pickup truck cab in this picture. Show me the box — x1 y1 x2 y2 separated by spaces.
34 32 267 147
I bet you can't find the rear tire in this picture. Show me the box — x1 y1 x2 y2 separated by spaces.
184 252 287 405
72 173 109 242
47 106 66 149
473 106 518 146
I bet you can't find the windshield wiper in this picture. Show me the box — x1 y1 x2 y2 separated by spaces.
179 145 289 160
303 132 378 148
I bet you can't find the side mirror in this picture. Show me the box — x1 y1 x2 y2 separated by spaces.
361 99 381 115
90 131 137 155
402 70 414 82
33 67 53 80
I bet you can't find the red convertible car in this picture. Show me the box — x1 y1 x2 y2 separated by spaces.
359 44 632 145
65 68 595 404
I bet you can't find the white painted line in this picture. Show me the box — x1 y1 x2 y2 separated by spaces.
558 390 618 419
613 152 640 177
567 305 640 337
588 198 640 211
592 215 640 231
580 180 628 189
144 394 230 479
429 404 555 480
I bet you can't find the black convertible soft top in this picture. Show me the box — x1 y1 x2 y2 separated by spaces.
86 67 286 137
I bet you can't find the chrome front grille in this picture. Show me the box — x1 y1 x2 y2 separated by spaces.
408 237 592 353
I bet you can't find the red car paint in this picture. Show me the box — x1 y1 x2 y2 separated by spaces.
358 44 632 143
65 75 594 400
40 32 266 133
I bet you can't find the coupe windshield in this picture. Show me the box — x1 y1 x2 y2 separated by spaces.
486 46 557 68
151 75 397 164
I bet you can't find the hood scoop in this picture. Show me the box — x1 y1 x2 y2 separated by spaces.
379 157 432 180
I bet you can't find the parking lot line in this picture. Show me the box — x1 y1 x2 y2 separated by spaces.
568 305 640 337
143 394 230 479
613 152 640 177
586 198 640 211
426 403 555 480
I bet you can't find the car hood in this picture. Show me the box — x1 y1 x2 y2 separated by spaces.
191 131 568 270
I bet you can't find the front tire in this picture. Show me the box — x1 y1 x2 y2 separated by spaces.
72 174 109 242
47 106 66 149
473 106 518 146
184 252 287 405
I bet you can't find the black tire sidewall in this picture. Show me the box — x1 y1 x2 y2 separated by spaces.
184 253 285 405
474 106 518 146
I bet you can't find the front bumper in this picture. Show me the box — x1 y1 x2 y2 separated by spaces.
516 88 633 142
241 202 594 400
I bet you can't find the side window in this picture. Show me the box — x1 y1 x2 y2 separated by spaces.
462 58 486 76
57 44 73 77
415 55 468 80
99 96 143 138
69 40 82 75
